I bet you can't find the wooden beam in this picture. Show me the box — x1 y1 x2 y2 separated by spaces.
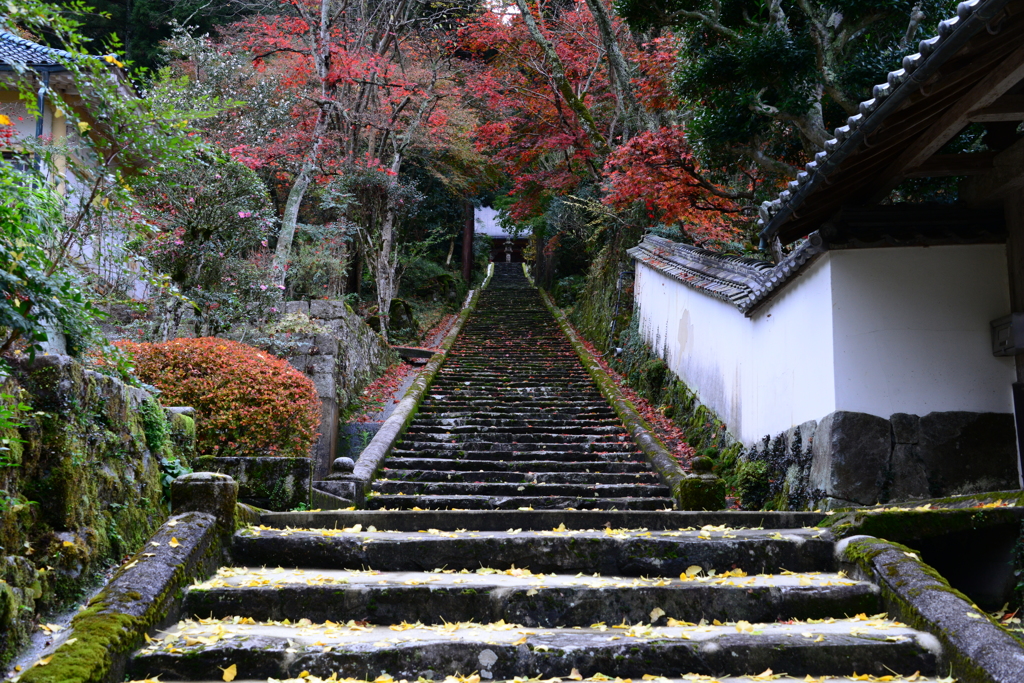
968 94 1024 122
905 151 998 178
961 134 1024 203
870 42 1024 201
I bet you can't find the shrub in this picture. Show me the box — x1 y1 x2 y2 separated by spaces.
117 338 320 457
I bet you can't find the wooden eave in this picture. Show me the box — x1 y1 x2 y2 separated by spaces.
760 0 1024 247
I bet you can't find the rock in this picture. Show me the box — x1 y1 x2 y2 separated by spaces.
890 413 919 444
332 457 355 474
810 411 892 506
916 411 1018 496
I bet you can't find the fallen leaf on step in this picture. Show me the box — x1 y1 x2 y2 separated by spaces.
169 538 181 548
512 636 528 645
751 669 774 681
568 669 583 680
649 608 665 621
220 663 237 681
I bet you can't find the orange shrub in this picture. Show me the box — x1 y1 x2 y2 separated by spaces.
118 337 320 457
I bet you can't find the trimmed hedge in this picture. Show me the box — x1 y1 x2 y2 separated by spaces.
118 338 319 458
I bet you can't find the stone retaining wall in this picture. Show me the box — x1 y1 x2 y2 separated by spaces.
269 301 397 479
0 355 196 667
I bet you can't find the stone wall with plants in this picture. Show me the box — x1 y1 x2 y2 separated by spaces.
261 302 398 478
0 355 195 667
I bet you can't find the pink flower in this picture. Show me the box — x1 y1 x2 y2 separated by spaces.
260 285 268 291
238 211 252 218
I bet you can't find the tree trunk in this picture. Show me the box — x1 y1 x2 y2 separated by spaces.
271 109 329 289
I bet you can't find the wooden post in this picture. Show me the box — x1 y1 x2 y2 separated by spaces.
462 202 474 283
1005 194 1024 484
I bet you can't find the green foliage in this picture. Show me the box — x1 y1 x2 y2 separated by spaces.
0 163 99 359
616 0 959 179
137 397 169 453
0 392 32 464
287 224 352 301
734 459 770 510
118 337 321 457
133 152 281 336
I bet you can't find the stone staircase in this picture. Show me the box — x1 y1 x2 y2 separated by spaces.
124 267 956 683
127 510 948 683
368 263 675 511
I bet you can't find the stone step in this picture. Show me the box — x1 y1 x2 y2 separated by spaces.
394 442 639 454
230 526 834 574
189 677 953 683
366 495 676 511
400 432 630 444
411 419 623 429
414 408 620 419
183 568 881 626
130 616 939 681
256 510 826 532
381 459 654 473
404 425 628 437
379 470 663 484
370 482 671 499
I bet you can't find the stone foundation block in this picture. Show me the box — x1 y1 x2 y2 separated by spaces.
194 457 311 511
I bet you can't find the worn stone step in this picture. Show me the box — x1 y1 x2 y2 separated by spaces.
130 616 939 681
183 568 881 626
366 495 675 511
231 526 834 574
379 470 662 485
412 419 623 429
401 432 630 444
414 407 620 419
404 425 627 437
259 510 824 531
381 459 654 473
188 677 953 683
395 442 638 454
370 482 671 499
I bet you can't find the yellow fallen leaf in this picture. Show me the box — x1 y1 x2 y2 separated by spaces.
735 620 753 633
685 565 702 577
220 663 237 681
751 669 773 681
0 114 12 125
167 520 178 527
36 656 53 666
512 636 528 645
649 607 665 621
62 541 75 548
169 538 181 548
569 669 583 681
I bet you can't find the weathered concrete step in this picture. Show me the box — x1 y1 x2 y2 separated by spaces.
130 617 938 681
404 425 627 437
184 677 955 683
412 418 622 429
395 441 638 454
366 495 675 511
231 526 834 574
258 509 825 531
184 568 881 626
370 482 671 499
379 470 662 484
382 459 654 473
415 407 619 418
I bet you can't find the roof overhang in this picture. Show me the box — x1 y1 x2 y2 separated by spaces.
760 0 1024 247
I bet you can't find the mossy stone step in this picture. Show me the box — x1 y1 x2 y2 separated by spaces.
129 617 939 682
183 568 881 626
382 459 655 473
379 470 662 484
366 495 676 511
371 481 671 499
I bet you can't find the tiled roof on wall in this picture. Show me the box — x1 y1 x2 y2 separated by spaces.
627 234 827 316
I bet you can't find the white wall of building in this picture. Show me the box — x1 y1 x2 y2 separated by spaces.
633 244 1015 445
635 257 835 444
830 245 1014 416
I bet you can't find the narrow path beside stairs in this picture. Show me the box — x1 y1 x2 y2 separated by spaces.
369 262 675 511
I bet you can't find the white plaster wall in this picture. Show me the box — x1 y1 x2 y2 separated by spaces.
830 244 1014 416
633 243 1015 445
634 256 835 444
